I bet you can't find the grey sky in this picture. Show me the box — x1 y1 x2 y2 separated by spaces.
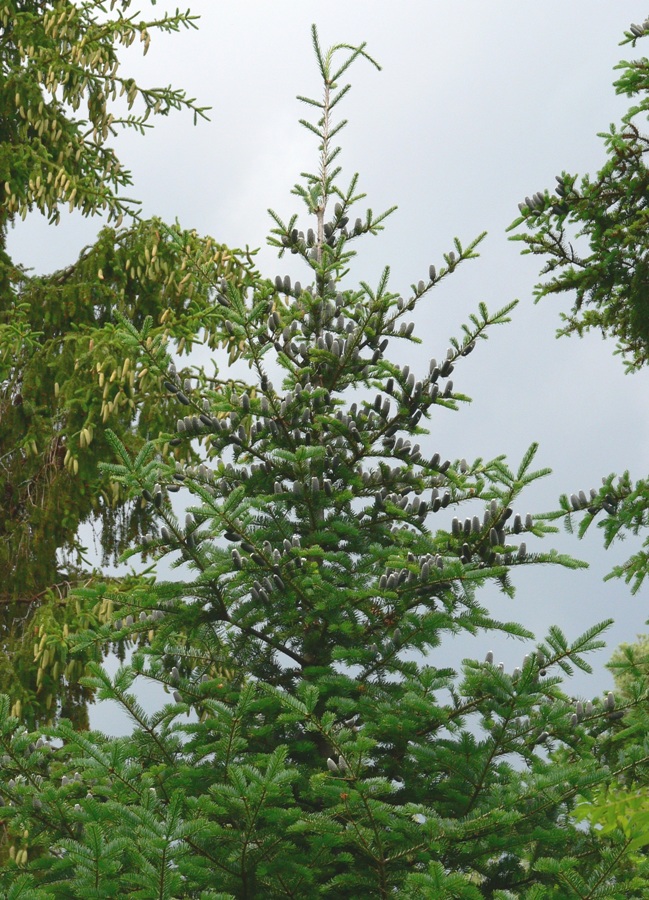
8 2 649 731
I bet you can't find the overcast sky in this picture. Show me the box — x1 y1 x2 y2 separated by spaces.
9 2 649 732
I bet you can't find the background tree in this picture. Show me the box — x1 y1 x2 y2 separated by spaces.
566 632 649 880
1 28 647 897
511 15 649 878
0 0 251 727
608 632 649 700
510 16 649 597
509 15 649 373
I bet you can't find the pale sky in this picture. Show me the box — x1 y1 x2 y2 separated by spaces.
9 2 649 731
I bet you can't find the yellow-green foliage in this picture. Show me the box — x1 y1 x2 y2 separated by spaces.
0 1 248 727
0 0 207 228
575 782 649 856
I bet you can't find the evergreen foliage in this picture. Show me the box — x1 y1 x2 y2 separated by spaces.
2 221 245 601
511 18 649 596
0 0 208 238
509 17 649 373
1 26 648 896
0 218 249 728
0 0 245 726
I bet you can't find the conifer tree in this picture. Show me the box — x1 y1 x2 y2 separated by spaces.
510 16 649 596
0 220 248 729
510 14 649 880
0 0 246 726
1 26 648 898
0 0 210 598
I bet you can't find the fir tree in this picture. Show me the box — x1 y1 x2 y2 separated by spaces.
510 17 649 596
509 12 649 373
1 26 647 898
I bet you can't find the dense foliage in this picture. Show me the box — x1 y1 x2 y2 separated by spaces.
0 0 207 599
1 26 648 897
0 0 248 726
0 214 250 728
